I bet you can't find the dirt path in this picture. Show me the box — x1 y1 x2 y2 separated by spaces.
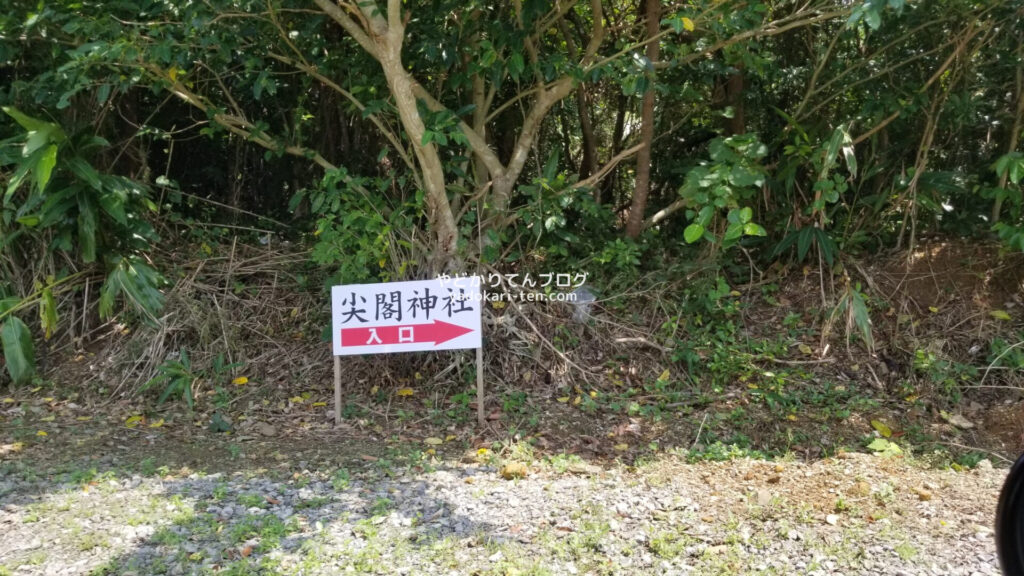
0 441 1006 575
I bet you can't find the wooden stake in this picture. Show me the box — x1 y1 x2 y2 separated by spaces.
476 345 485 428
333 355 342 426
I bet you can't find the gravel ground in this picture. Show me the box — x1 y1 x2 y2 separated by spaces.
0 450 1006 575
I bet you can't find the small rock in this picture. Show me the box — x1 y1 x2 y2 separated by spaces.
756 489 772 506
256 422 277 437
825 514 839 526
766 475 781 484
913 487 933 501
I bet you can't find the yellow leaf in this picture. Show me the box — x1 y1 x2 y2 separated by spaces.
786 414 798 421
289 396 304 403
729 290 741 297
589 390 597 398
426 448 436 455
149 418 165 428
168 66 180 81
798 343 813 355
232 376 249 386
76 416 91 421
445 435 456 442
991 310 1012 321
36 430 47 436
41 415 55 422
613 443 629 451
491 300 506 309
928 306 939 313
370 385 379 395
30 386 41 393
2 398 14 404
557 396 570 403
312 402 327 407
415 372 423 380
904 394 919 403
870 419 892 438
43 397 54 402
424 437 444 445
657 369 670 382
477 448 490 455
125 415 143 428
573 396 582 405
682 16 696 31
396 388 414 397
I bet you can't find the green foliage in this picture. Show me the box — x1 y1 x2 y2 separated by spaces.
294 167 418 284
0 315 34 384
142 349 198 411
678 134 769 250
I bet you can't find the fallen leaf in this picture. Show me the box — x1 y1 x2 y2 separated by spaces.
990 310 1012 321
940 411 974 429
913 486 933 501
125 415 144 428
289 396 304 403
265 496 281 505
798 343 813 355
613 443 629 451
424 437 444 445
240 545 252 558
149 418 165 428
871 419 893 438
312 401 326 407
500 462 528 480
396 388 414 397
657 369 670 382
36 430 47 436
76 416 91 421
232 376 248 386
556 396 570 403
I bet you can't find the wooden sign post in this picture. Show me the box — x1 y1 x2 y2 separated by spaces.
329 276 483 426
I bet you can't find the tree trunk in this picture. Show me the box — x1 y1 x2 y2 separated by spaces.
993 37 1024 223
625 0 660 238
725 67 745 135
577 86 599 179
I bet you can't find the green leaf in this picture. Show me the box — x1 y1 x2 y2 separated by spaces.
77 196 98 263
34 144 58 193
739 207 753 224
684 223 704 244
743 223 767 236
724 222 744 241
2 106 49 132
1 316 35 384
39 287 58 340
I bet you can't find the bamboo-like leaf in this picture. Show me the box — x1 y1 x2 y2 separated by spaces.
1 316 35 384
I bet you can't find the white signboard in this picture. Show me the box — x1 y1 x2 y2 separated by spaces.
331 276 482 356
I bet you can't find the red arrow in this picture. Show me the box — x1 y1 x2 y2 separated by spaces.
339 319 473 347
